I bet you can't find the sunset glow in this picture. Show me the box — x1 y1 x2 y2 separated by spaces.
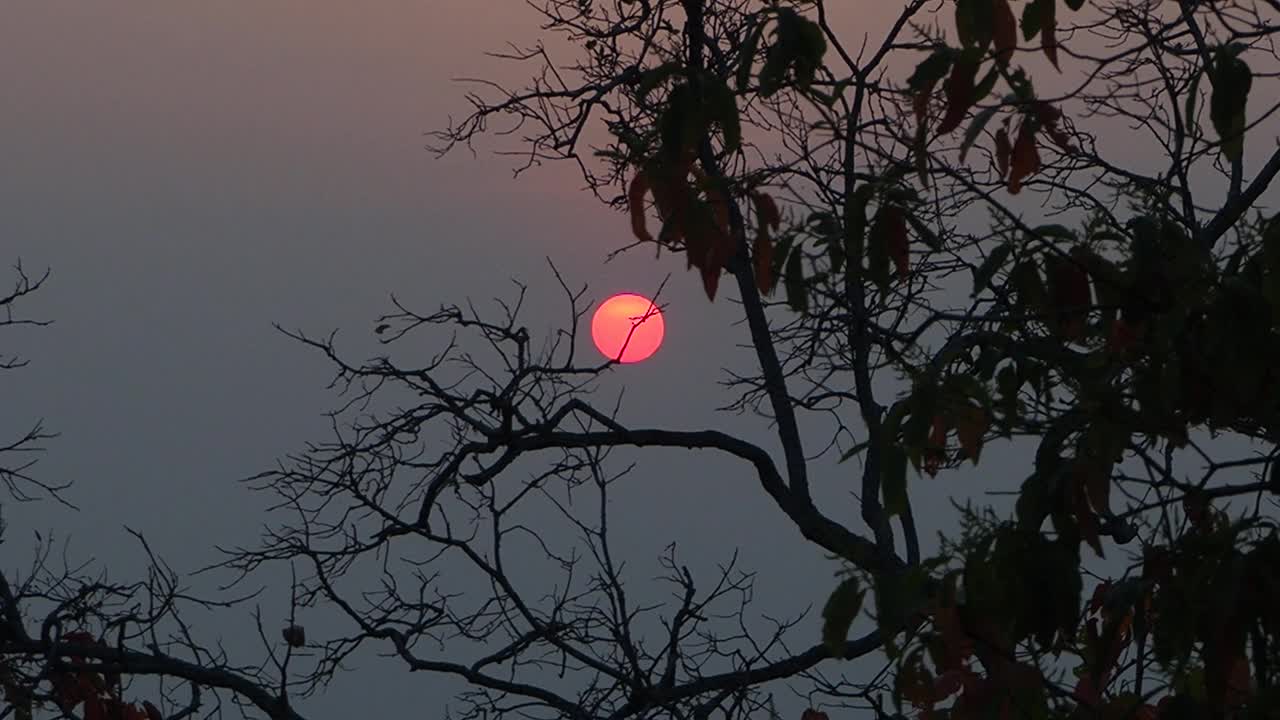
590 293 664 363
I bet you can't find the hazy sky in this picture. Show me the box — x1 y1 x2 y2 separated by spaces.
3 3 1264 718
0 3 903 716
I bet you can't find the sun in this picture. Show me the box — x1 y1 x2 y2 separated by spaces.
591 293 665 363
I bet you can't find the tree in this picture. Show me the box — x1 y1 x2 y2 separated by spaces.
6 1 1280 719
0 263 58 503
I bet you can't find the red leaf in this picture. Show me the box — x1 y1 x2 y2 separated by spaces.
1088 581 1111 616
937 57 979 135
801 710 829 720
933 606 974 670
993 0 1017 65
1007 120 1040 194
700 264 721 301
1073 476 1105 558
754 192 781 230
932 669 967 702
1084 463 1112 516
62 631 97 647
752 192 780 295
1106 317 1137 354
925 414 947 477
143 701 164 720
954 405 988 463
1072 674 1102 708
84 698 107 720
994 126 1011 179
1225 653 1251 707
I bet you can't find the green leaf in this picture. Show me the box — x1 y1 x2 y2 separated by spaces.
1184 69 1202 133
972 64 1000 102
1031 223 1076 241
821 577 865 657
658 83 701 161
785 246 807 312
972 241 1013 296
955 0 995 50
736 17 763 91
905 213 942 251
1020 0 1051 42
837 440 869 463
996 363 1021 417
875 567 927 643
636 62 684 99
1015 473 1050 532
1209 47 1253 163
882 445 909 518
845 184 873 272
704 76 742 152
758 12 796 97
770 232 796 280
868 205 892 291
792 15 827 91
907 48 955 94
959 104 1001 162
1009 260 1047 311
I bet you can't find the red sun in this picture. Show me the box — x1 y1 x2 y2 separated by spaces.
591 293 665 363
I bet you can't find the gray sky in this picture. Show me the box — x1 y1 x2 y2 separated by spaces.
0 3 900 716
5 3 1275 718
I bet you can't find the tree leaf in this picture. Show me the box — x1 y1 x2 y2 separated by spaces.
886 205 911 281
785 246 807 312
971 240 1013 296
1184 69 1202 134
1007 119 1041 193
993 0 1018 64
822 577 865 657
1047 252 1091 340
628 171 654 243
1041 0 1059 69
736 16 763 91
1210 47 1252 163
753 192 782 294
995 124 1012 179
1032 223 1076 241
636 62 683 99
937 55 980 135
1021 0 1046 40
705 76 742 152
959 104 1001 162
954 405 989 463
955 0 995 51
882 445 909 517
1009 259 1047 311
868 204 891 290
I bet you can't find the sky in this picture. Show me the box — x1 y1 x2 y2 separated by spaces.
2 2 1273 719
0 3 898 716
